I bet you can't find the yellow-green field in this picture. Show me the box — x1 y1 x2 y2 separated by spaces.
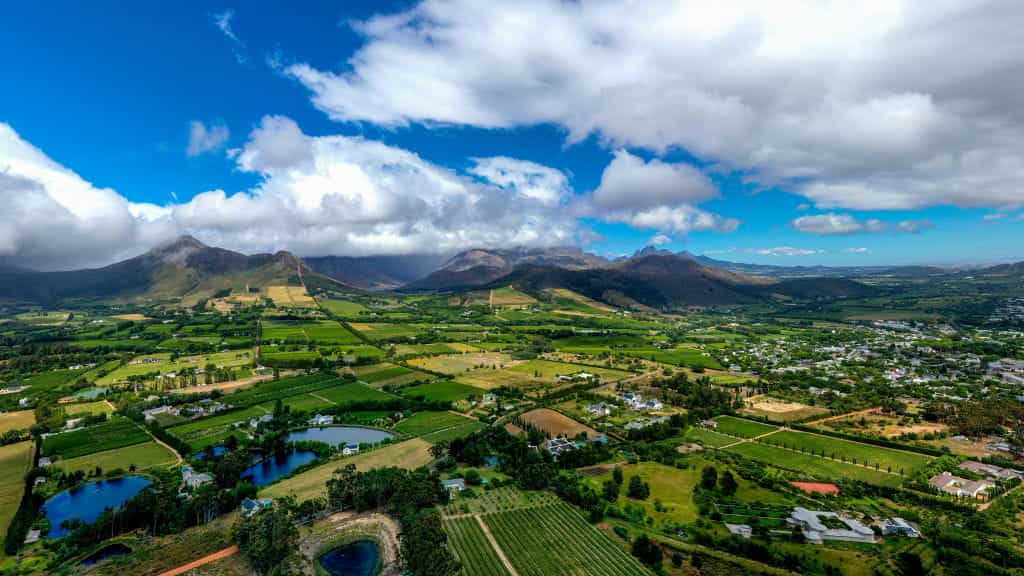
64 401 113 417
261 438 432 500
0 411 35 435
97 350 254 384
52 441 178 474
407 352 515 375
265 285 315 307
0 442 34 542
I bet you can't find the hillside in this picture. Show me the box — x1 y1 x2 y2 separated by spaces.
430 251 878 309
304 254 447 290
406 247 609 290
0 236 342 305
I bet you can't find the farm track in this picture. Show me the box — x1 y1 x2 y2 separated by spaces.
713 428 908 477
476 514 520 576
308 391 336 405
804 407 881 426
156 545 238 576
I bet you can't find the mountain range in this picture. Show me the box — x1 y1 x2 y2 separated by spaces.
2 237 1022 309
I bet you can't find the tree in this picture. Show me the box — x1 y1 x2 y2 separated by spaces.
612 466 624 485
232 504 299 575
631 534 662 566
603 479 620 502
720 471 738 496
701 466 718 490
627 476 649 500
429 441 449 460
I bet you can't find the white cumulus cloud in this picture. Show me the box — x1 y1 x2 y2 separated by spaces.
286 0 1024 212
186 121 230 157
793 213 932 235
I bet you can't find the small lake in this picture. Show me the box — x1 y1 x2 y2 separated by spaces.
73 387 109 400
287 426 394 447
192 445 229 460
79 543 132 566
242 449 318 486
318 540 380 576
42 476 152 539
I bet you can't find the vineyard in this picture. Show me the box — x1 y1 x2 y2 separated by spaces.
41 417 149 459
482 502 651 576
224 374 339 407
443 517 512 576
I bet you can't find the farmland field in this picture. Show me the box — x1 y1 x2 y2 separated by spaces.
97 351 254 384
166 406 269 452
407 352 514 375
765 430 932 474
490 287 537 306
712 415 779 438
0 410 35 434
724 442 904 487
393 342 478 357
420 420 485 443
742 396 829 422
261 438 433 500
399 380 484 403
52 441 178 474
518 408 601 439
457 359 630 393
349 322 423 340
265 285 315 307
0 442 33 543
307 382 393 406
319 299 369 317
394 412 475 436
683 427 738 448
619 346 724 370
443 516 512 576
41 417 149 460
64 401 113 417
224 373 338 407
482 502 651 576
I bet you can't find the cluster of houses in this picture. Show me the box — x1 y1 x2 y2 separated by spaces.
728 507 920 544
619 392 663 411
143 399 226 422
989 358 1024 386
928 460 1022 499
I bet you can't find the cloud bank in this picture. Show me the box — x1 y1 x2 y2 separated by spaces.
287 0 1024 212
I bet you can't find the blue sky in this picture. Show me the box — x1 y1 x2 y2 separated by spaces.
2 1 1023 270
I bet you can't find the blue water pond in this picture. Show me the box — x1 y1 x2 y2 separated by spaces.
42 476 152 539
318 540 380 576
287 426 394 447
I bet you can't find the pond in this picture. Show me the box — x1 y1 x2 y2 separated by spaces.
318 540 380 576
287 426 394 447
73 387 109 400
242 449 318 486
79 543 132 566
192 445 229 460
42 476 152 539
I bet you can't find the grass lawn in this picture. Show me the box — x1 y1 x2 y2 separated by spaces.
97 351 254 384
400 380 485 403
349 323 424 340
42 417 150 459
394 412 476 436
583 460 789 529
766 430 932 474
724 442 903 487
0 441 33 544
683 427 739 448
421 420 485 443
53 441 178 474
261 438 433 500
0 410 35 435
712 415 779 438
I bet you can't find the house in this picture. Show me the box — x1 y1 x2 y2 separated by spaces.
442 478 466 492
545 437 579 458
342 443 360 456
143 405 177 422
309 414 334 426
959 460 1023 481
881 517 920 538
928 472 995 498
585 403 611 417
699 419 718 429
38 457 52 467
787 507 875 544
726 524 753 539
480 393 497 404
249 414 273 428
643 400 663 410
182 466 213 489
240 497 274 517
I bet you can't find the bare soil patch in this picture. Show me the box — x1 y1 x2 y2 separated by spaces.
519 408 601 439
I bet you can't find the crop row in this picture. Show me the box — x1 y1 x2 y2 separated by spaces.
483 503 650 576
42 417 149 459
443 516 511 576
